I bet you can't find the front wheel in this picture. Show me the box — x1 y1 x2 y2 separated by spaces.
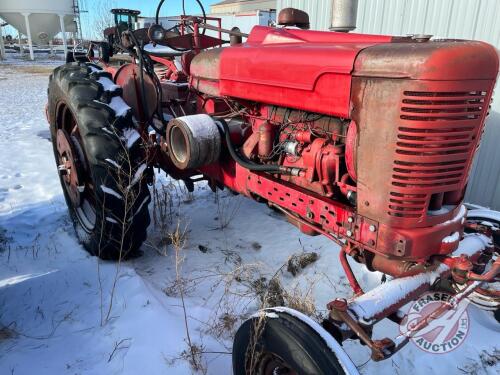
232 307 357 375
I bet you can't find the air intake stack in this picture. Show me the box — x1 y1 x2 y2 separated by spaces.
330 0 358 32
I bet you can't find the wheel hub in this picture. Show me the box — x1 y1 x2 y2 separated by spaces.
257 352 297 375
56 129 85 207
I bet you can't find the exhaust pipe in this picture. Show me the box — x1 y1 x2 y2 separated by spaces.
330 0 358 32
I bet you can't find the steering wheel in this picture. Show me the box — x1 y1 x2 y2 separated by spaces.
155 0 207 35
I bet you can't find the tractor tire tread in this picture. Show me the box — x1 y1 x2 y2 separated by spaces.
47 62 151 260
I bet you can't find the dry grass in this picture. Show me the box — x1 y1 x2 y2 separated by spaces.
0 65 55 75
283 280 319 318
170 220 207 373
212 191 241 231
458 348 500 374
0 325 17 341
287 251 319 276
152 182 175 255
96 124 150 326
0 227 11 253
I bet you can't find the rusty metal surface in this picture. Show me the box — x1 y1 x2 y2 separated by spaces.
350 64 495 260
190 48 223 80
277 8 310 29
353 40 499 80
189 48 224 96
114 63 158 121
56 129 83 207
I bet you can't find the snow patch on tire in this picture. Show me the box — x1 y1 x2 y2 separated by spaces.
98 77 120 92
105 158 121 170
122 128 140 148
262 307 360 375
100 185 122 200
128 163 147 189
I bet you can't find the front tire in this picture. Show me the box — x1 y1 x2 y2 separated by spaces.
47 62 151 259
233 308 350 375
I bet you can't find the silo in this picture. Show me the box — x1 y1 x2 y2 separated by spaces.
0 0 77 60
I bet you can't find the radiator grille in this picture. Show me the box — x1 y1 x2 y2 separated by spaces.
388 90 488 219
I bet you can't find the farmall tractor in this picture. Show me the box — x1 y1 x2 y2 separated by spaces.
46 1 500 374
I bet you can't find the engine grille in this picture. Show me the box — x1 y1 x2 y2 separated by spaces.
388 90 489 219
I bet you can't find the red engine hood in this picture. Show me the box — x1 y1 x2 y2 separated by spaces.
218 26 391 117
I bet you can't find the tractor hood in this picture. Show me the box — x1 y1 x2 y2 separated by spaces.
190 26 391 117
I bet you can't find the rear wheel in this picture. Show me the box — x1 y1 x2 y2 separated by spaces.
233 308 351 375
47 62 151 259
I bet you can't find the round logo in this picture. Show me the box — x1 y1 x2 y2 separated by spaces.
399 291 470 354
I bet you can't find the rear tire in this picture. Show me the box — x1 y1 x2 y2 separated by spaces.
47 62 151 259
233 309 348 375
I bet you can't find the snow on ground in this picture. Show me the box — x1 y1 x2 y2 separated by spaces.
0 56 498 375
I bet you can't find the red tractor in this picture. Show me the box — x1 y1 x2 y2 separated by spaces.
47 1 499 373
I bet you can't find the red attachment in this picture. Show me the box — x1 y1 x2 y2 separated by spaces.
340 247 364 296
467 258 500 282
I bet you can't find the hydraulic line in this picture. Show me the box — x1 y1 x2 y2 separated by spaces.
216 118 300 175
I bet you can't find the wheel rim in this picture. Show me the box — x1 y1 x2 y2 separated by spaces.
255 352 298 375
56 105 97 233
56 129 83 206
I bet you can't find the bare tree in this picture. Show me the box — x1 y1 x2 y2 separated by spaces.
90 0 116 40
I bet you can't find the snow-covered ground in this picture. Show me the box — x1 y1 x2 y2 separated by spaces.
0 56 498 375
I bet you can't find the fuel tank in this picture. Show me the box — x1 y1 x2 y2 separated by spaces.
189 25 391 117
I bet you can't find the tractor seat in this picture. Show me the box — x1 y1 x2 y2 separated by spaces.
189 48 223 96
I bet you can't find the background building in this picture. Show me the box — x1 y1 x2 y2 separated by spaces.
211 0 276 14
207 1 276 36
277 0 500 210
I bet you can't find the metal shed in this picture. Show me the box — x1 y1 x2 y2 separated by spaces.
211 0 277 14
277 0 500 210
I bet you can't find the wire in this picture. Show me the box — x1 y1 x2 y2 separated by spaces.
155 0 165 25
